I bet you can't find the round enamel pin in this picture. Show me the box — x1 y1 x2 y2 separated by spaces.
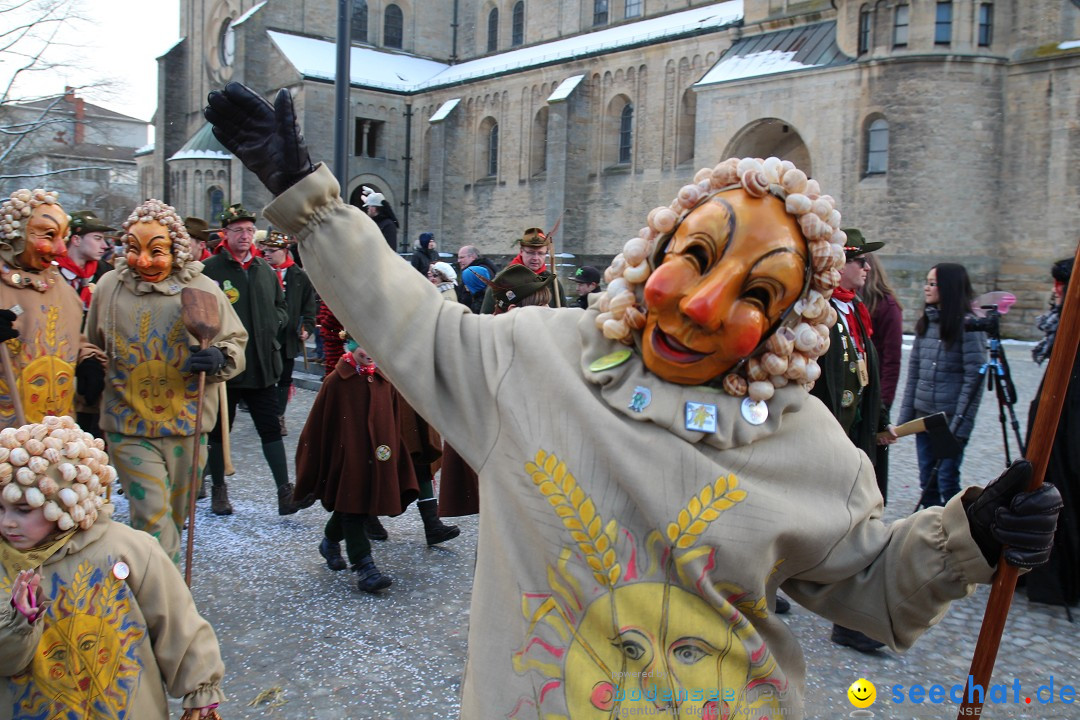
375 445 392 461
740 398 769 425
112 561 130 580
589 348 632 373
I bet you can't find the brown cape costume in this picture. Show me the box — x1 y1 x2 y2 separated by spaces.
294 358 419 515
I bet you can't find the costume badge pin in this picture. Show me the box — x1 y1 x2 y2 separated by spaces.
841 389 856 408
112 561 130 580
684 401 718 433
589 348 632 373
628 386 651 413
222 279 239 304
375 445 392 461
740 397 769 425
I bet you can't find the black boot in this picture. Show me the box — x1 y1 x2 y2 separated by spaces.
318 537 347 571
277 483 314 516
353 555 392 592
417 500 460 546
364 516 389 541
211 484 233 515
197 476 208 500
830 624 885 653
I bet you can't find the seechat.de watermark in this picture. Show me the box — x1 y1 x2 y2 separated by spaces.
891 675 1076 712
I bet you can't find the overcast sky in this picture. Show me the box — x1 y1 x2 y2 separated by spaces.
5 0 181 123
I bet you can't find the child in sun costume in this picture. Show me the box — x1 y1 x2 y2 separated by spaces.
0 190 106 430
206 84 1061 720
0 416 225 719
84 200 247 564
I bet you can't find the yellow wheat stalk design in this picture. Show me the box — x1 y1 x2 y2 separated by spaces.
666 474 746 549
527 450 620 587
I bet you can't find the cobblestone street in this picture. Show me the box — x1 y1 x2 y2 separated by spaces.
112 339 1079 720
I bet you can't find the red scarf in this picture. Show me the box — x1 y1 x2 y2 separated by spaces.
509 254 547 274
270 256 295 289
56 255 98 307
831 287 873 353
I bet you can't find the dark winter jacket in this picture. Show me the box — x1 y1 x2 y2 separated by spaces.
275 263 317 359
870 294 903 409
373 213 398 251
202 251 288 389
410 247 439 276
897 307 986 440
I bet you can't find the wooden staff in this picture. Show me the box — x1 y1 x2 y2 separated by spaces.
957 240 1080 719
180 288 222 586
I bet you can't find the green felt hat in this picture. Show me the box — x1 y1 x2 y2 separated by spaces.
841 228 884 260
220 202 256 227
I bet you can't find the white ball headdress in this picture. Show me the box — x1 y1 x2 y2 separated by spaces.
0 416 112 532
0 188 63 251
593 157 846 402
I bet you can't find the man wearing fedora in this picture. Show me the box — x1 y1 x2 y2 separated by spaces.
480 227 564 313
257 228 316 436
203 202 307 516
809 228 897 652
184 216 214 261
59 210 115 313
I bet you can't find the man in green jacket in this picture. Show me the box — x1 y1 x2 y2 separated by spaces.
202 203 306 516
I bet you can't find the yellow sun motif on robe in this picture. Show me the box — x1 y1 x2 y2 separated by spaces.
3 561 145 719
106 309 198 436
508 450 788 720
0 305 75 424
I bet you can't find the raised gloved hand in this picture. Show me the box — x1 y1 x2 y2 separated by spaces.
965 460 1063 569
0 309 18 342
75 358 106 405
204 83 314 196
182 346 226 375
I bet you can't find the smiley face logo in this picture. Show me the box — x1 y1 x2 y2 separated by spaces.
847 678 876 708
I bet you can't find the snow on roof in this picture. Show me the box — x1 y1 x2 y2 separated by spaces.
548 75 584 102
170 149 232 161
697 21 851 87
698 49 812 84
1060 40 1080 51
135 143 154 156
268 1 742 93
232 2 266 28
430 98 460 123
267 32 450 93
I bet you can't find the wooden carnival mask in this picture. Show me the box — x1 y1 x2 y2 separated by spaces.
641 191 808 386
17 202 70 271
124 222 174 283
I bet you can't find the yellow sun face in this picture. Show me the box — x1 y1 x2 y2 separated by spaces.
34 614 124 706
20 353 75 421
566 583 777 718
126 359 185 422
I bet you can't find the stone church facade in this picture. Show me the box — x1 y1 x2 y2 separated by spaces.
146 0 1080 337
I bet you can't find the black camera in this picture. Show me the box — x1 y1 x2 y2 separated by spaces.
965 306 1001 337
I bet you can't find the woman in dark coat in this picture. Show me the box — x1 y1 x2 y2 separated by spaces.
897 263 987 507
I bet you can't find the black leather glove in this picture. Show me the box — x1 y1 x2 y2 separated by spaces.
204 83 315 196
965 460 1063 569
75 358 106 405
182 346 226 374
0 309 18 342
